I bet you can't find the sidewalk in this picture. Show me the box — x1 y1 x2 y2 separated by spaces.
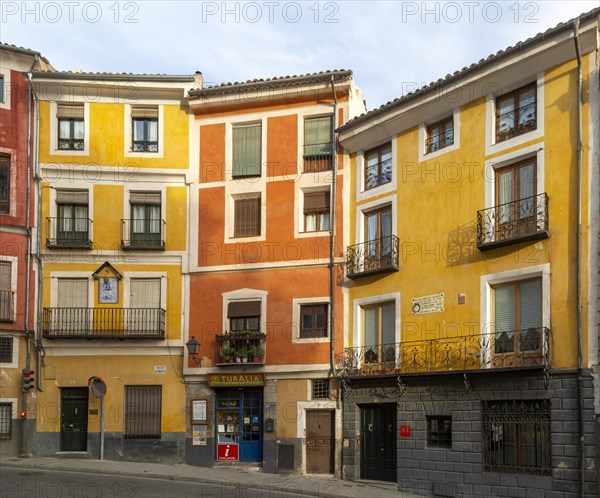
0 456 423 498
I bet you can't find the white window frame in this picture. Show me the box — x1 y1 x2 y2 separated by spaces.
48 184 93 245
0 147 16 217
124 186 166 248
227 191 265 242
352 293 401 350
123 273 167 310
418 108 461 162
49 101 90 156
221 288 268 335
301 112 334 174
297 186 331 237
355 195 397 246
292 297 331 344
0 255 18 324
124 104 164 159
0 337 18 368
356 138 397 202
485 74 544 156
0 70 10 110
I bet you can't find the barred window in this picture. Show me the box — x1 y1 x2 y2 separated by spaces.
427 416 452 448
311 379 330 400
0 402 12 439
482 400 550 475
0 336 12 363
124 385 162 439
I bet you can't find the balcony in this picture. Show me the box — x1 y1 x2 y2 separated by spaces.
477 193 548 251
339 328 549 377
121 219 165 250
303 142 334 173
0 290 14 322
42 307 166 339
46 217 92 249
346 235 399 279
215 332 266 366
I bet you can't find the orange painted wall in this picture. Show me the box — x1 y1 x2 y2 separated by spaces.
266 114 298 178
199 123 225 183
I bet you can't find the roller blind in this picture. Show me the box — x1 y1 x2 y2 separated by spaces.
381 302 395 345
130 278 161 308
56 190 88 205
57 279 88 307
228 300 261 318
57 104 84 119
519 279 542 330
130 192 161 205
232 123 261 177
364 306 377 348
234 197 260 238
304 192 330 213
131 106 158 119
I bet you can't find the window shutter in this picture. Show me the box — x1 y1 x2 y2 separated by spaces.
130 278 161 308
363 307 378 348
57 104 84 119
129 192 161 205
56 190 88 205
381 302 395 345
57 279 88 308
228 300 261 318
304 116 332 155
232 123 261 177
494 285 515 332
519 279 542 330
0 262 10 291
304 192 330 213
131 106 158 119
234 197 261 237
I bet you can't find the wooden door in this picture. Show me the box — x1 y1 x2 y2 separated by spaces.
306 410 334 473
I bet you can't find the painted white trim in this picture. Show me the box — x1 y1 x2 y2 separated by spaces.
191 259 333 274
39 163 188 183
485 74 545 156
221 288 269 334
352 293 401 349
418 107 461 162
0 255 18 323
124 104 165 159
0 398 18 420
356 138 397 202
355 194 397 245
291 297 331 344
48 101 90 156
40 343 184 356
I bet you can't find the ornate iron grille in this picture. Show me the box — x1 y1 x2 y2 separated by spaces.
311 379 330 400
215 331 266 365
427 416 452 448
46 217 92 248
0 402 12 440
58 138 84 150
477 193 549 250
425 127 454 154
346 235 399 279
482 399 551 475
121 218 165 250
124 385 161 439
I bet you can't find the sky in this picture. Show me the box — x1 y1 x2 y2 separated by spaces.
1 0 598 109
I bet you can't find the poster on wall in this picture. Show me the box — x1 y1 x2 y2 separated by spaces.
192 425 207 446
191 399 207 423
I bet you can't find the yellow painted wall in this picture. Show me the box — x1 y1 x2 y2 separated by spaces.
347 55 591 370
276 379 307 438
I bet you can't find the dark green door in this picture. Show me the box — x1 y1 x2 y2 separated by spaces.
60 388 88 451
361 404 396 482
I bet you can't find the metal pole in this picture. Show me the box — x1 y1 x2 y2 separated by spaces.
100 395 105 461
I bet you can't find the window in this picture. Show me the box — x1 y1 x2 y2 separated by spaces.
0 261 13 322
304 116 333 172
494 278 542 355
300 304 328 338
128 192 163 248
303 191 330 232
364 143 392 190
362 301 395 363
365 206 393 270
233 196 261 238
228 300 261 332
427 416 452 448
57 104 84 150
0 403 12 440
55 190 89 247
0 337 13 363
124 385 162 439
232 122 261 177
0 75 4 103
311 379 330 400
496 84 537 143
0 154 9 214
426 117 453 154
132 106 158 152
482 399 550 475
495 159 537 235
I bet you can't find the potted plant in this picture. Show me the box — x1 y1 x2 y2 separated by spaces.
250 345 264 363
237 346 249 363
220 347 235 363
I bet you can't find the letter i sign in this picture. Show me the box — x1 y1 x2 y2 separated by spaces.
400 425 411 438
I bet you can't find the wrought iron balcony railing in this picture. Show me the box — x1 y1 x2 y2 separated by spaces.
477 193 549 250
303 142 334 173
425 128 454 154
346 235 399 279
0 290 14 322
58 138 84 150
42 307 166 339
132 140 158 153
338 327 550 377
46 217 92 249
215 332 266 366
121 219 166 250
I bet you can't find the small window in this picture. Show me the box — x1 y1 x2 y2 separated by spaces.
232 122 261 177
0 75 4 103
228 301 261 332
303 191 330 232
0 402 12 440
496 83 537 143
427 416 452 448
233 196 261 238
57 104 84 150
300 304 328 338
482 399 550 475
0 154 9 214
0 336 13 362
127 192 163 249
362 301 395 363
311 379 330 400
132 106 158 152
426 117 453 154
0 262 13 322
364 143 392 190
124 385 162 439
53 190 90 247
303 116 333 172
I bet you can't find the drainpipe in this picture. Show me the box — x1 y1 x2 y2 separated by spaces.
329 76 338 377
572 20 585 498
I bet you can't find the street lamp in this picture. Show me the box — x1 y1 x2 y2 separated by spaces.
185 336 202 367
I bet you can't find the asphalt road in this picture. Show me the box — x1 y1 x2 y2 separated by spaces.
0 467 313 498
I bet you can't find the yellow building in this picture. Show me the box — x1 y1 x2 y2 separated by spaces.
30 70 198 461
337 9 599 497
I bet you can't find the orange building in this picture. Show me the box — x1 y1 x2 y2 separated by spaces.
184 71 364 473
